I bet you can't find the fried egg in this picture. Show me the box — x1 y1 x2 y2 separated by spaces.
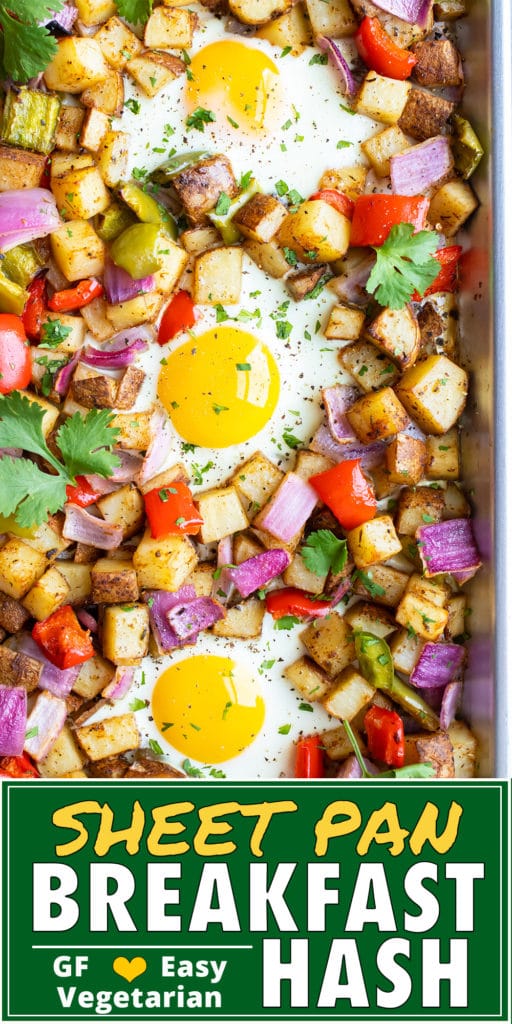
99 7 380 778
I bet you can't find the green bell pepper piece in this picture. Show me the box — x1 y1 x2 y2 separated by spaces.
452 115 484 180
1 244 43 289
110 222 163 279
1 88 61 155
0 271 28 315
96 201 137 243
354 632 440 732
209 176 261 245
152 150 211 184
119 182 177 239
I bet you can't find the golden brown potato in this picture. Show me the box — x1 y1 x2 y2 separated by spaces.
94 16 143 69
243 238 290 278
76 713 140 761
301 612 355 678
115 367 146 411
361 125 409 178
193 246 243 305
144 7 197 47
398 89 454 141
72 373 118 409
228 0 292 24
278 199 351 262
44 37 109 93
286 265 331 301
127 51 185 98
395 354 468 434
355 72 411 125
173 154 238 224
284 655 332 702
404 730 455 778
339 339 399 392
428 180 479 237
346 387 409 443
323 667 375 721
395 485 445 536
0 646 42 692
91 559 140 604
51 220 105 281
385 433 428 485
412 39 463 88
346 516 402 569
0 145 46 191
81 71 125 116
233 192 288 243
0 593 30 633
366 305 420 371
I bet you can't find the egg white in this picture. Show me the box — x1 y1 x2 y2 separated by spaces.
85 7 381 778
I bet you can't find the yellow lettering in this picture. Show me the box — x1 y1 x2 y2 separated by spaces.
147 802 195 856
238 801 298 857
53 801 103 857
409 801 463 855
356 803 409 857
94 800 145 856
194 802 240 856
314 801 361 856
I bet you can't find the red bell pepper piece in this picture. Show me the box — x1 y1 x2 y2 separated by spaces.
22 276 47 341
350 194 430 248
265 588 332 620
158 290 196 346
310 459 377 531
364 705 405 768
295 735 325 778
413 244 463 299
32 605 94 670
355 16 417 80
144 481 203 539
48 278 103 313
309 189 355 220
65 475 104 508
0 754 39 778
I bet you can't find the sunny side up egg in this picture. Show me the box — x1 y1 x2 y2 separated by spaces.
108 9 380 778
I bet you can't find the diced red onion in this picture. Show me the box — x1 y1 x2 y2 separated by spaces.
103 666 135 701
337 754 379 778
54 350 81 396
440 679 462 730
24 689 67 761
311 424 387 470
257 473 317 544
0 685 27 756
391 136 454 197
369 0 431 25
82 339 148 370
76 609 98 633
329 577 352 606
13 633 80 697
416 518 481 578
410 642 465 689
168 596 225 641
137 408 174 486
316 36 357 97
82 474 121 497
42 4 78 32
143 586 196 652
323 385 359 444
329 253 376 305
0 189 61 252
103 258 154 306
110 450 144 481
107 325 155 350
226 549 290 599
63 503 124 550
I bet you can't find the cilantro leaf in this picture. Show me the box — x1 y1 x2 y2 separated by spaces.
274 615 300 630
149 738 164 755
0 3 64 82
301 530 348 577
0 392 63 473
56 410 120 479
366 223 441 310
352 569 386 599
114 0 153 25
40 319 73 349
0 457 67 529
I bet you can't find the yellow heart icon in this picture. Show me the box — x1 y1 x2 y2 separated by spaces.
112 956 147 983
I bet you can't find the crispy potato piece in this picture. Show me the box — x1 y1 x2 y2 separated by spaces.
233 193 288 243
385 433 427 485
352 563 409 608
339 339 399 392
305 0 356 38
0 646 42 692
56 106 85 152
233 533 264 564
109 411 152 450
88 753 130 777
322 723 366 762
395 485 445 536
91 559 139 604
81 72 125 116
115 367 146 410
51 220 105 281
231 451 284 513
80 107 109 152
390 628 424 676
448 720 478 778
44 37 109 93
0 540 46 600
301 612 355 678
73 653 115 699
283 552 327 594
256 4 313 53
76 0 117 26
395 354 468 434
0 593 30 633
38 724 86 777
412 39 463 88
133 530 198 591
395 591 448 641
197 486 249 544
355 72 410 125
127 51 185 98
346 516 402 569
361 125 409 178
294 450 335 481
181 225 222 255
102 604 150 665
94 16 143 69
76 713 140 761
0 145 46 191
243 238 290 278
278 199 351 262
72 373 118 409
105 293 163 332
346 387 409 443
286 265 331 301
319 165 367 200
173 154 237 224
345 600 396 638
144 7 197 48
323 666 375 721
22 567 70 621
404 730 455 778
428 180 479 237
366 305 420 371
97 129 129 187
193 246 243 305
138 463 190 497
228 0 292 24
212 599 265 639
425 429 460 480
350 0 433 46
325 303 365 341
124 755 185 779
284 655 332 702
57 563 92 605
398 89 454 141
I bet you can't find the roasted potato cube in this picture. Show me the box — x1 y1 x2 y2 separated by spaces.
305 0 356 37
412 39 463 88
87 753 129 777
284 655 332 701
133 529 198 591
283 552 327 594
17 391 59 437
187 563 215 598
425 429 460 480
94 16 143 69
105 293 163 332
385 433 427 486
428 179 479 237
38 724 86 777
102 603 149 665
109 411 152 450
405 573 450 609
339 339 398 392
72 371 118 409
0 646 41 692
256 4 312 54
395 485 445 536
418 295 459 359
0 540 46 600
323 666 375 721
0 593 30 633
389 628 424 676
352 563 409 608
152 237 188 296
361 125 410 178
278 199 351 262
81 71 125 116
445 594 466 641
56 563 92 606
80 295 114 342
355 72 410 125
173 154 237 223
56 105 85 152
395 591 448 641
22 567 70 621
74 653 114 699
301 612 355 677
44 37 109 93
294 450 335 480
144 7 197 48
319 165 367 201
325 303 365 341
395 354 468 434
442 482 470 520
243 238 290 277
197 486 249 544
181 225 222 254
123 754 184 779
350 0 433 45
91 559 139 604
228 0 292 24
286 265 331 302
434 0 466 18
346 387 409 443
448 719 477 778
51 151 95 178
366 305 420 371
321 723 365 762
345 600 396 638
127 50 185 97
115 366 145 410
76 712 140 760
346 515 402 569
51 220 105 281
138 463 190 497
233 193 287 243
231 451 284 512
0 145 46 191
39 313 86 355
404 729 455 778
76 0 117 26
212 599 265 639
193 246 243 305
97 130 129 187
398 89 454 141
233 533 264 564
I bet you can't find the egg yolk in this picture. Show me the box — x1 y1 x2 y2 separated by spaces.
186 41 281 133
152 655 265 763
158 326 280 448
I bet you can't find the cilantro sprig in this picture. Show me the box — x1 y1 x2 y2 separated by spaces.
0 0 65 82
114 0 153 25
301 530 348 577
0 393 120 528
366 224 441 310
